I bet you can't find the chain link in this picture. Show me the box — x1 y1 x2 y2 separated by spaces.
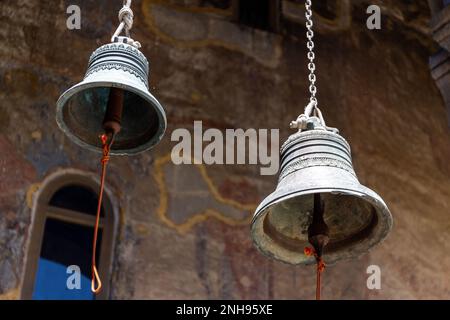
305 0 317 106
290 1 338 132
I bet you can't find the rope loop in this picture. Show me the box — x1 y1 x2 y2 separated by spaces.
91 266 102 294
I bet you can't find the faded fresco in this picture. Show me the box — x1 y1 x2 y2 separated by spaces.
0 0 450 299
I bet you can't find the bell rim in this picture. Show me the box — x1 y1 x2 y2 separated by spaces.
251 186 393 265
56 80 167 156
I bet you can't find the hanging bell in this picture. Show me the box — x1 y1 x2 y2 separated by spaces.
251 105 393 265
56 41 166 155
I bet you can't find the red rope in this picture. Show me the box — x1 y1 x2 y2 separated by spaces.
91 133 113 294
304 247 325 300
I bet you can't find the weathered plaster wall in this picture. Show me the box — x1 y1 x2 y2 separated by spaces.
0 0 449 299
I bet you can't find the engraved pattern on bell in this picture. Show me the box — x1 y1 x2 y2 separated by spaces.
85 43 150 88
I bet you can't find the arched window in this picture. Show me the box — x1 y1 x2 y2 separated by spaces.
21 170 117 300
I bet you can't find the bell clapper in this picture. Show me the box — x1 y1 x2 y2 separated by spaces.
307 193 330 300
91 88 124 294
103 87 124 135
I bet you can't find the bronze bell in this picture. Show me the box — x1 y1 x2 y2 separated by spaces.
251 103 393 265
56 42 166 155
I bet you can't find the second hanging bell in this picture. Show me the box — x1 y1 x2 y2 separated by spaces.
251 108 393 265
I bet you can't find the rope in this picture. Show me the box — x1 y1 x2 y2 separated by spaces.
118 4 134 37
304 247 326 300
111 0 141 48
91 133 114 294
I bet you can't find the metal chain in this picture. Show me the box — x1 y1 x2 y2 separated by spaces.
305 0 317 107
290 0 339 133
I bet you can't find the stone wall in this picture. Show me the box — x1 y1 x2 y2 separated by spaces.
0 0 449 299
